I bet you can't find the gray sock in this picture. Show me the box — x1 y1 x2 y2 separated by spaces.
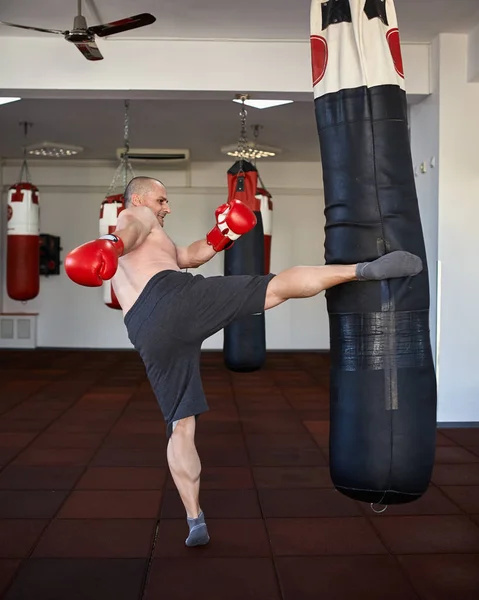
356 251 423 281
185 511 210 547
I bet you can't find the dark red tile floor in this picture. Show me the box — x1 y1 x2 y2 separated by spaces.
0 349 478 599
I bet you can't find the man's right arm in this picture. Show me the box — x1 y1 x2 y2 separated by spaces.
64 207 155 287
113 207 156 255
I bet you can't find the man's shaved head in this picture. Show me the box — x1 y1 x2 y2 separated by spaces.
124 176 166 207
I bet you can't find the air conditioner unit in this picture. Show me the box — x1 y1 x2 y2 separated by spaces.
116 148 190 165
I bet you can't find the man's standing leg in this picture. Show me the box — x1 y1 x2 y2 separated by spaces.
166 415 210 546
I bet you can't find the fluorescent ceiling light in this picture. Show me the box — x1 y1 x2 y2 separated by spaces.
232 99 293 110
26 141 84 158
0 97 21 106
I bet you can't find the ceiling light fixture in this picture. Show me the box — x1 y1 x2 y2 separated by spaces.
26 141 84 158
0 97 21 106
232 98 293 110
221 141 281 160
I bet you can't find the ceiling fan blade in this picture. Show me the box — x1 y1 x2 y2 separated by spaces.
0 21 65 35
73 40 104 61
90 13 156 38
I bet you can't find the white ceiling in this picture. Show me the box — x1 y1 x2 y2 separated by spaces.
0 1 478 162
0 96 322 162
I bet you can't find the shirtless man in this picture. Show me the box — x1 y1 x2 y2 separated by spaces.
65 176 423 547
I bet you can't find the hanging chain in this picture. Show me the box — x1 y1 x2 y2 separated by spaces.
122 99 132 189
235 94 251 172
237 99 248 159
18 122 32 182
107 99 135 196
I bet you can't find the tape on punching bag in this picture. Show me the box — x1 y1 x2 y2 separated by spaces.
310 0 437 505
224 161 266 372
7 182 40 301
99 194 125 310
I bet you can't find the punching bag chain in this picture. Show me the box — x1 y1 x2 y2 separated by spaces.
235 94 250 174
122 99 131 189
107 100 135 196
18 121 32 183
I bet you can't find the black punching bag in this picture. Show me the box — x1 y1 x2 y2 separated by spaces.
224 161 266 372
310 0 437 505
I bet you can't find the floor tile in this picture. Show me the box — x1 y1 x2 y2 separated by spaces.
434 446 479 463
2 558 147 600
143 558 281 600
0 560 21 596
75 467 167 490
277 556 419 600
438 428 479 448
90 448 166 467
101 433 166 449
161 489 262 519
12 448 97 467
29 433 105 450
370 515 479 554
469 446 479 458
168 467 255 490
439 486 479 513
58 491 162 519
0 520 49 558
432 464 479 485
0 449 20 467
0 433 37 449
253 466 333 489
398 554 479 600
266 517 387 556
0 491 68 519
154 519 271 557
259 488 362 518
0 466 83 490
33 519 156 557
436 430 458 446
245 434 326 467
240 413 307 435
195 436 249 467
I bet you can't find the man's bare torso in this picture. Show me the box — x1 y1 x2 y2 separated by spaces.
113 220 179 316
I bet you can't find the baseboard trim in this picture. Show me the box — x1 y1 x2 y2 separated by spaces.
437 422 479 428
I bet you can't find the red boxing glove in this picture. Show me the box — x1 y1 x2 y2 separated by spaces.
65 234 124 287
206 199 257 252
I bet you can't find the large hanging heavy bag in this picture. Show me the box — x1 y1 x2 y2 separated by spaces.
310 0 437 505
224 161 266 372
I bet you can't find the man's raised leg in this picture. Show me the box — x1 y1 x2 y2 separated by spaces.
265 250 422 309
166 416 210 546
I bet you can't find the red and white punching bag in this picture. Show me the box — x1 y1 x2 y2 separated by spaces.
7 182 40 301
99 194 125 309
256 187 273 274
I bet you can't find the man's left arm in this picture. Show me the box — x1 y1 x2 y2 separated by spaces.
176 199 257 269
176 239 216 269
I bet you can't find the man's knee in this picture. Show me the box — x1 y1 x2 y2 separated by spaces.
171 416 196 438
264 279 286 311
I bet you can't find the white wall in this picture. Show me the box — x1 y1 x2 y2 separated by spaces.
1 160 329 350
435 34 479 423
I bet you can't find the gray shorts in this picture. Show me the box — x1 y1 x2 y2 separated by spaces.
124 269 275 438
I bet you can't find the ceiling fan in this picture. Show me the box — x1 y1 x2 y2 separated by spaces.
0 0 156 61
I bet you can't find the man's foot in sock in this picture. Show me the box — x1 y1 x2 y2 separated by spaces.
356 251 423 281
185 511 210 547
